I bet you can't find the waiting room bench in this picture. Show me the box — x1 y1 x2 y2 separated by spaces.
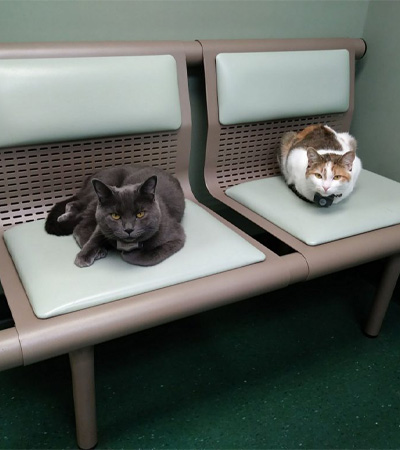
0 38 398 448
0 40 306 449
199 37 400 338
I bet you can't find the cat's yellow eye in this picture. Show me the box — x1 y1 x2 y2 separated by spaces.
111 213 121 220
333 175 341 181
314 173 323 179
136 211 145 219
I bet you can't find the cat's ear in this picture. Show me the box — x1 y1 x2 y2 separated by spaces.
306 147 322 168
139 176 157 201
92 179 114 203
340 151 356 171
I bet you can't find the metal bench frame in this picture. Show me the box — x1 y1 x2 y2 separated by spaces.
199 38 400 337
0 40 307 449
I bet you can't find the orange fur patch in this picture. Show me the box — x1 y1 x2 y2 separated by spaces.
295 124 321 143
306 162 325 178
333 166 351 182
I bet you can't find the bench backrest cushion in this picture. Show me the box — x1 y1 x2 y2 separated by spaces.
0 55 182 147
216 49 350 125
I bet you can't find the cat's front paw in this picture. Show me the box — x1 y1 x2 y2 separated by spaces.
74 248 108 267
95 248 108 261
74 252 95 268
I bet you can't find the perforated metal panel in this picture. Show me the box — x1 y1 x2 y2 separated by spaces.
216 113 347 190
0 132 179 228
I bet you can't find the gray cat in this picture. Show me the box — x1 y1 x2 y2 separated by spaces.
45 165 186 267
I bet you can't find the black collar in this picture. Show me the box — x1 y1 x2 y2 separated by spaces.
288 185 340 207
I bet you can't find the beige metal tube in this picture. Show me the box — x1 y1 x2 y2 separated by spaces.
364 254 400 337
0 40 204 66
69 346 97 450
0 38 366 66
0 328 23 371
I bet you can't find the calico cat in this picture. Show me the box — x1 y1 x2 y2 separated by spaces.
45 165 186 267
278 124 362 206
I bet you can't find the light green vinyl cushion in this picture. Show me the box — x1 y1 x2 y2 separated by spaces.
226 170 400 246
0 55 182 147
3 200 265 319
216 50 350 125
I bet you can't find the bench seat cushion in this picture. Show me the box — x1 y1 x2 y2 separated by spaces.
3 200 265 319
225 170 400 246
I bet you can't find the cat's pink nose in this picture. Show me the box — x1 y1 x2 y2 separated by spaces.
323 186 329 192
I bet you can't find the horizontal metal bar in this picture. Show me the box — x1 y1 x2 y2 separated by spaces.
0 40 203 65
198 38 367 60
0 38 366 66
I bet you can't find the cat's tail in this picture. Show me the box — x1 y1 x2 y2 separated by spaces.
45 196 80 236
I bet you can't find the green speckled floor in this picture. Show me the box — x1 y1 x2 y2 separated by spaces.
0 263 399 449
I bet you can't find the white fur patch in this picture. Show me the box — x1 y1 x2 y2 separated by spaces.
116 241 141 251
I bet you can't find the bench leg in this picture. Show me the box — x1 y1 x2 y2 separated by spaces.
364 254 400 337
69 346 98 449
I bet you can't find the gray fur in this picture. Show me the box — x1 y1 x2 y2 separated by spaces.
46 165 186 267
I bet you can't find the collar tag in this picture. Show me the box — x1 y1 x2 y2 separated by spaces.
314 193 335 207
